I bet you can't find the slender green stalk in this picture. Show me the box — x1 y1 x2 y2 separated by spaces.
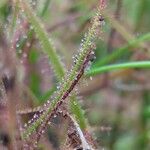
22 8 101 139
104 11 134 41
93 32 150 67
87 61 150 76
20 0 94 132
10 0 20 36
39 0 51 17
21 1 65 80
138 91 150 149
103 10 148 51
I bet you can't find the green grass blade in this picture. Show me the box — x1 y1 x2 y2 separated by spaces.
10 0 20 36
21 1 65 80
87 61 150 76
39 0 51 17
70 96 86 129
93 32 150 67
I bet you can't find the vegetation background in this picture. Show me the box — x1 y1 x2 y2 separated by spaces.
0 0 150 149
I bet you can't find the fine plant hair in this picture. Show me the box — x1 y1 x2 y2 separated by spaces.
17 0 104 149
20 0 87 131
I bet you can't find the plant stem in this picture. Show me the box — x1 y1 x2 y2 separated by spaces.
20 0 90 131
39 0 51 17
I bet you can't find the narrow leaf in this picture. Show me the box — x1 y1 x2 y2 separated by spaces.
87 61 150 76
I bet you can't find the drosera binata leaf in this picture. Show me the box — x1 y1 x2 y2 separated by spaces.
19 0 87 130
21 6 103 143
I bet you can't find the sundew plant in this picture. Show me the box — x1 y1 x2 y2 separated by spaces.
0 0 150 149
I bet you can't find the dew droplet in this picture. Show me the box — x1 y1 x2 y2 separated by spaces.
53 114 57 118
